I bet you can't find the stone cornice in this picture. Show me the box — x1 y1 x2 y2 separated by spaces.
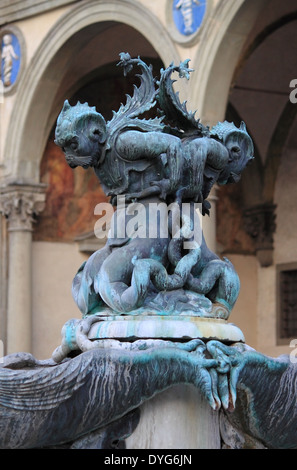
0 0 78 26
243 203 277 267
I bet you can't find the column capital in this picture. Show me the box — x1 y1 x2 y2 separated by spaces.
0 183 46 231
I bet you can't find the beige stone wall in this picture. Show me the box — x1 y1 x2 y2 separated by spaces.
32 241 87 359
0 5 72 173
226 254 258 349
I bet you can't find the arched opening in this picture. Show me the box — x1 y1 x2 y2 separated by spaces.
215 0 297 352
191 0 268 125
4 0 179 183
217 9 297 257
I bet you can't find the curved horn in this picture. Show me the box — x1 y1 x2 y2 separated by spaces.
62 100 71 111
240 121 247 132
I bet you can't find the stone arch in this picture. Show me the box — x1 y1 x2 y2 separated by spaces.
226 12 297 266
234 10 297 82
263 101 297 204
191 0 268 126
185 0 268 256
4 0 180 183
273 112 297 265
232 9 297 206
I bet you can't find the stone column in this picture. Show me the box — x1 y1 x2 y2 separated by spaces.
125 384 221 449
0 214 8 356
202 186 218 253
0 184 46 354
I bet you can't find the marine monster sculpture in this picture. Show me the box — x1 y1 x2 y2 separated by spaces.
1 53 296 451
0 340 296 449
55 53 254 317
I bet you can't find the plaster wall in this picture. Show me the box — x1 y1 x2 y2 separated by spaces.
226 254 292 357
16 6 71 64
256 264 279 356
230 137 297 358
274 147 297 265
32 241 87 359
271 137 297 357
226 254 258 349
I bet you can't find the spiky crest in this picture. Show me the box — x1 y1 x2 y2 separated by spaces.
156 59 208 137
105 53 165 147
55 100 107 145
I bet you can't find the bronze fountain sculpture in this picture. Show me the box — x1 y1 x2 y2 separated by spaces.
0 54 296 449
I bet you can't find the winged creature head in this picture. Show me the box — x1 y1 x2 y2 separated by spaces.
55 100 107 169
211 121 254 185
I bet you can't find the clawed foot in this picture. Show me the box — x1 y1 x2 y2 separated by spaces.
188 341 221 411
150 179 172 200
188 340 245 412
125 185 162 202
206 341 244 411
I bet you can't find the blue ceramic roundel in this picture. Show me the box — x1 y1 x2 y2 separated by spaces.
1 32 21 88
172 0 207 36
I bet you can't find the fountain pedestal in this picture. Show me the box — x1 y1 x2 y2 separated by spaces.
125 384 221 449
84 313 244 449
87 314 245 344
